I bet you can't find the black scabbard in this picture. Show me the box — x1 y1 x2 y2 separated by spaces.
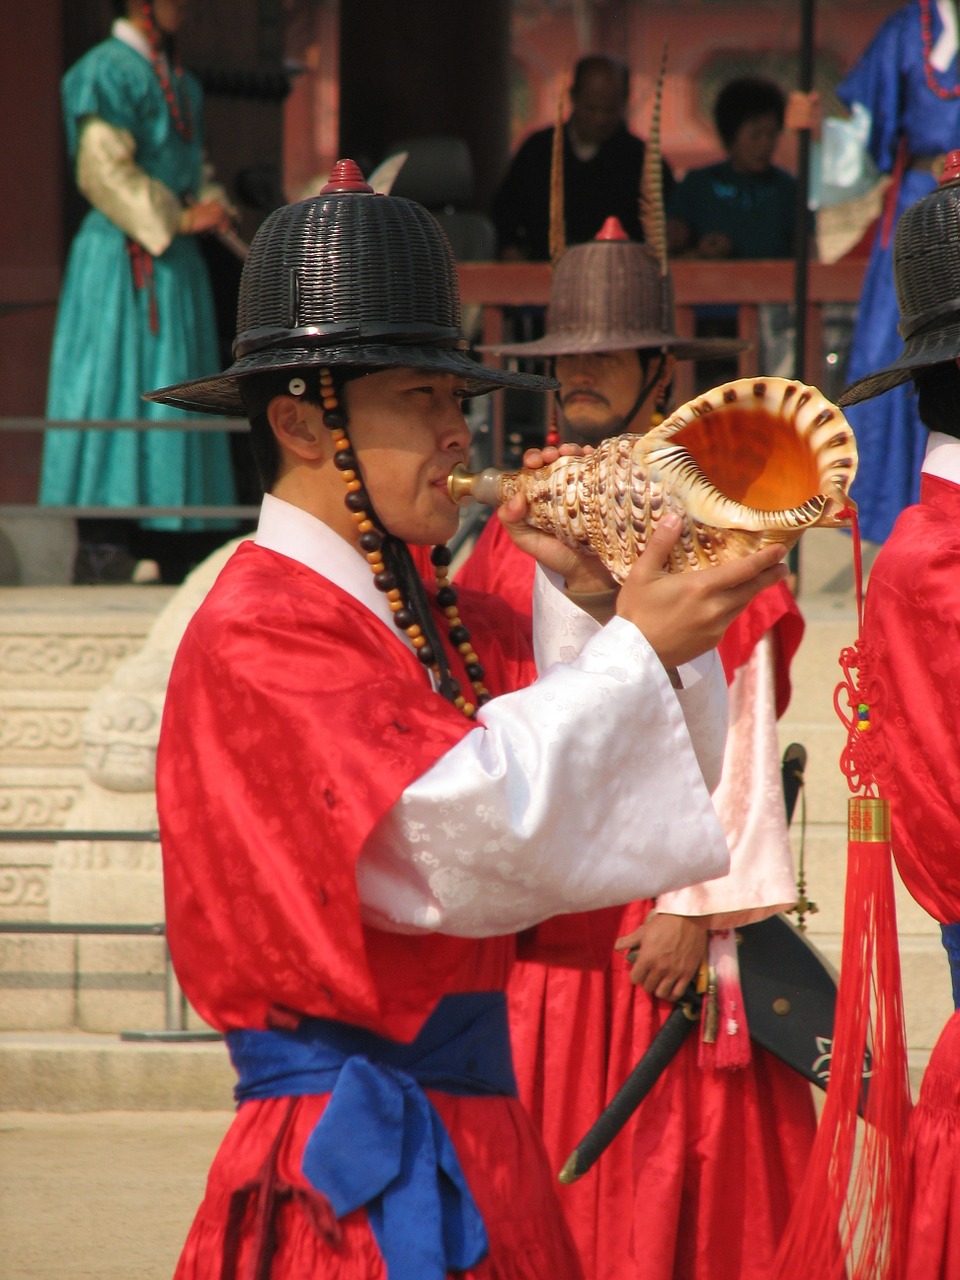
558 988 701 1184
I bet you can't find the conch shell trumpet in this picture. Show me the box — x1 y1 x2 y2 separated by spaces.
449 376 858 580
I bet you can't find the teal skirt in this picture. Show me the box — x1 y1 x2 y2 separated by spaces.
42 209 237 531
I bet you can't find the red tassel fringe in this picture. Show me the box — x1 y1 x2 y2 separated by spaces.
771 819 912 1279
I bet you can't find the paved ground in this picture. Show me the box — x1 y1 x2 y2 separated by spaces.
0 1111 232 1280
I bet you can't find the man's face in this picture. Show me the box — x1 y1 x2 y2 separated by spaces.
727 113 781 174
343 368 472 546
555 349 644 444
569 69 628 147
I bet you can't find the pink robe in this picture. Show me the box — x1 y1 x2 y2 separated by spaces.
457 517 816 1280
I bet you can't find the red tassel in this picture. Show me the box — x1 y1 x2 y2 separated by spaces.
698 929 751 1072
127 238 160 335
771 803 911 1279
771 506 912 1279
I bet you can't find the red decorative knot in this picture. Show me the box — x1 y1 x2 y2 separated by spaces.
940 150 960 186
596 216 629 241
321 160 374 195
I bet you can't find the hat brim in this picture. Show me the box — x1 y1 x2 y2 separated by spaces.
839 321 960 406
145 343 558 416
481 329 750 360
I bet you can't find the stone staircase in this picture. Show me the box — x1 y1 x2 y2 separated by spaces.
0 531 952 1108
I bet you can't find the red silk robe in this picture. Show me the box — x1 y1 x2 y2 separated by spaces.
158 542 585 1279
862 472 960 1279
457 516 816 1280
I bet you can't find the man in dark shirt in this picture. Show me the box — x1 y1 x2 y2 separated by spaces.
491 54 674 260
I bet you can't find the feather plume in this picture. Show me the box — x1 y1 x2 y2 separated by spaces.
640 42 669 283
549 85 567 265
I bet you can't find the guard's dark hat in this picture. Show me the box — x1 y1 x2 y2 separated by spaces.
841 150 960 406
483 218 748 360
146 160 556 416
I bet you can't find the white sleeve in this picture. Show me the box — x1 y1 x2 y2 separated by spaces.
75 117 183 255
357 569 730 937
656 633 798 927
532 564 728 793
808 103 879 209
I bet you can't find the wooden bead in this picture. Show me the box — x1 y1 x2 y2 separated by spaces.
406 624 422 639
412 635 426 649
462 703 476 717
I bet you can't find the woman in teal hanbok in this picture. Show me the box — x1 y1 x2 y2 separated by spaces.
42 0 237 581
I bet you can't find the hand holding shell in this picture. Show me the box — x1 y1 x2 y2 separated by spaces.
449 377 858 581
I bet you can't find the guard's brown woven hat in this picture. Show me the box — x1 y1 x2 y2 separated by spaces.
146 160 556 416
841 151 960 406
483 218 747 360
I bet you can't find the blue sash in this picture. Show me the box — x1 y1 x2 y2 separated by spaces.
941 923 960 1010
226 991 516 1280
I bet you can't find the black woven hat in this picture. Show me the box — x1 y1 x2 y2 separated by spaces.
482 218 748 360
841 151 960 406
146 160 556 416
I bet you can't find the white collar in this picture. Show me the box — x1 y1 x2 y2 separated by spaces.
111 18 153 62
254 494 417 651
931 0 959 73
922 431 960 486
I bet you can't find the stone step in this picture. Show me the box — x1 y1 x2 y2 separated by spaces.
0 1031 234 1111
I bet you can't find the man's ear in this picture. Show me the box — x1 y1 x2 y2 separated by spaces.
267 396 327 462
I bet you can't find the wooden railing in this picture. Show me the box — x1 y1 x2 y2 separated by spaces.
0 259 867 507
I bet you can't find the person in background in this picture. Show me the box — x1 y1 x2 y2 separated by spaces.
838 154 960 1280
667 77 798 261
491 54 674 261
814 1 960 545
41 0 237 585
458 219 816 1280
667 76 804 386
148 161 789 1280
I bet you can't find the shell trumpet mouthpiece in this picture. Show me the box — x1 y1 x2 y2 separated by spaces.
448 376 858 581
447 464 503 508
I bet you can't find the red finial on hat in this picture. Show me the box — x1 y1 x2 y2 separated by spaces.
939 150 960 185
321 160 374 195
596 217 629 241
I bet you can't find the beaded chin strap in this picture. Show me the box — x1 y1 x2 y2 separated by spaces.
139 0 195 141
317 367 491 720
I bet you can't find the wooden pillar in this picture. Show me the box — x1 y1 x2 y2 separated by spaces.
0 0 65 500
338 1 512 212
